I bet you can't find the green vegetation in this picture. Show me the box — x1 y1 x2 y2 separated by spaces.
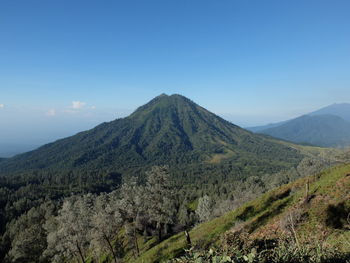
133 163 350 262
0 94 349 263
0 94 310 261
171 242 350 263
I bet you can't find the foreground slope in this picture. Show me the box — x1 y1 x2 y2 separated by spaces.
133 163 350 262
0 94 303 181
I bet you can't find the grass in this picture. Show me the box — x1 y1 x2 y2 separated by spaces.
131 163 350 262
270 137 347 159
206 148 236 164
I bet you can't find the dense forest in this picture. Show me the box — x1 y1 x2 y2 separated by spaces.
0 152 346 262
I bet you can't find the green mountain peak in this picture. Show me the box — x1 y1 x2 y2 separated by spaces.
0 95 303 182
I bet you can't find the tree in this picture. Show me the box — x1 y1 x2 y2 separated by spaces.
119 179 144 257
177 202 191 228
90 193 123 263
6 201 55 263
196 195 213 223
45 195 94 263
144 166 176 242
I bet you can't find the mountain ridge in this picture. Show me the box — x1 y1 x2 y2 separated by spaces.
259 114 350 147
247 103 350 147
309 102 350 121
247 103 350 132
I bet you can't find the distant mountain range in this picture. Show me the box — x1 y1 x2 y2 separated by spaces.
248 103 350 147
0 94 303 182
309 103 350 121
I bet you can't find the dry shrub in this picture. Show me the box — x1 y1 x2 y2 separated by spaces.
280 208 305 235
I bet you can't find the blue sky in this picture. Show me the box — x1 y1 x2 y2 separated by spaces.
1 0 350 146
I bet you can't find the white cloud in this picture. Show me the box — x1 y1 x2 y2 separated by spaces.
91 105 96 110
63 101 88 114
0 104 4 109
46 109 56 116
71 101 86 109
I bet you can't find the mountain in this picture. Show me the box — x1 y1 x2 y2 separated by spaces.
248 103 350 133
247 103 350 147
1 95 347 263
309 103 350 121
259 114 350 147
0 94 303 183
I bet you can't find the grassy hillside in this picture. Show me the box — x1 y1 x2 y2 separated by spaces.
130 163 350 262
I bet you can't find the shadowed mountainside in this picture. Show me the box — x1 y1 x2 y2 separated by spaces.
259 114 350 147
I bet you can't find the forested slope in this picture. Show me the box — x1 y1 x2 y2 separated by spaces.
135 163 350 263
